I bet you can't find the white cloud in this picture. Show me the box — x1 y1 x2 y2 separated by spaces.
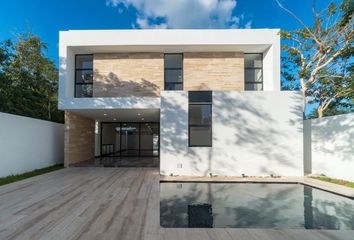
135 16 168 29
244 20 252 29
107 0 251 29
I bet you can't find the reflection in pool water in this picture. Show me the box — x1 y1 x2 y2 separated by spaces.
160 182 354 229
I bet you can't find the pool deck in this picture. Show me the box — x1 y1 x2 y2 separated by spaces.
0 167 353 240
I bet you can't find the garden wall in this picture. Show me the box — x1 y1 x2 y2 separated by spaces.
304 113 354 182
0 112 64 177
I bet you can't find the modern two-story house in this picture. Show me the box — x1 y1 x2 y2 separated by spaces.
59 29 303 177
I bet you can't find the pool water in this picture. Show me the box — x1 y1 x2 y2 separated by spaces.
160 182 354 229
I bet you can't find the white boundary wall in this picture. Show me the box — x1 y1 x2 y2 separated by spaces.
0 112 64 177
160 91 303 177
304 113 354 182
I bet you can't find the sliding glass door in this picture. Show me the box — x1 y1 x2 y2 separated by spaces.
101 122 159 157
120 123 140 157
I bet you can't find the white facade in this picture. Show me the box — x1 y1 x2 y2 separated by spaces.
160 91 303 177
304 113 354 181
0 112 64 177
59 29 305 177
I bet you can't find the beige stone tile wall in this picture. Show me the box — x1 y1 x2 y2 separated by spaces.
183 52 244 91
92 52 244 96
93 53 164 97
64 111 95 166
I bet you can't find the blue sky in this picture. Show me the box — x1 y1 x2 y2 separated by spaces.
0 0 339 65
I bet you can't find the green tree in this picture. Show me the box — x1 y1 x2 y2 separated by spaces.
307 63 353 118
276 0 353 118
0 40 13 112
0 32 63 123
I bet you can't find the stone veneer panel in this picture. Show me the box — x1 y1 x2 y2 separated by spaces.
183 52 244 91
64 111 95 166
93 53 164 97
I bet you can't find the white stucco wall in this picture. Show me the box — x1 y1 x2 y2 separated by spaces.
307 113 354 182
160 91 303 177
0 112 64 177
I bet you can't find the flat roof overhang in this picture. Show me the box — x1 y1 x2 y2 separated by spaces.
60 29 279 54
68 44 272 54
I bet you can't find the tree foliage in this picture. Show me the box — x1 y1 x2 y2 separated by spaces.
0 32 63 123
307 63 353 118
277 0 353 118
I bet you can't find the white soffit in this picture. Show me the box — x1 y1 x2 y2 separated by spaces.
69 44 270 54
70 109 160 122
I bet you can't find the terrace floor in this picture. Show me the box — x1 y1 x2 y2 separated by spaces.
72 156 159 168
0 167 353 240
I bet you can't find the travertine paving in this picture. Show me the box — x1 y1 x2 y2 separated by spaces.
0 168 352 240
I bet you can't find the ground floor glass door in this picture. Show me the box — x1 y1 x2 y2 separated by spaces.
101 122 159 157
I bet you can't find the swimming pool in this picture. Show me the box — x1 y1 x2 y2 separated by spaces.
160 182 354 229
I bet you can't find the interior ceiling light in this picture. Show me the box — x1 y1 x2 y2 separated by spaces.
122 127 136 131
137 113 141 116
113 118 117 121
103 113 107 116
141 118 145 120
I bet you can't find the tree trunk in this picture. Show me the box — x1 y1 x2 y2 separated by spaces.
317 107 324 118
301 87 307 118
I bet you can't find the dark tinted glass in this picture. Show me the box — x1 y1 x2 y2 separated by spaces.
165 83 183 90
140 123 159 152
245 83 263 91
76 55 93 69
189 91 212 103
245 54 262 68
165 69 183 83
189 126 212 146
75 84 93 97
245 69 262 83
189 105 212 125
75 70 93 83
120 123 140 152
165 54 183 68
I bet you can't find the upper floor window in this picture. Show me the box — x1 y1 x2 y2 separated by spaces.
75 54 93 97
188 91 212 147
164 54 183 90
244 53 263 91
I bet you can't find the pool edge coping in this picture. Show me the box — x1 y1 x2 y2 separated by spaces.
160 176 354 199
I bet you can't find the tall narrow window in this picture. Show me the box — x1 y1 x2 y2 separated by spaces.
75 54 93 97
164 53 183 90
189 91 212 147
244 53 263 91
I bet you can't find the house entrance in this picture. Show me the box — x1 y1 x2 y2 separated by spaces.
101 122 160 158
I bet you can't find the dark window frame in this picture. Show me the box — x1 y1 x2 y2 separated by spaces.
75 54 93 98
188 91 212 147
164 53 184 90
244 53 263 91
